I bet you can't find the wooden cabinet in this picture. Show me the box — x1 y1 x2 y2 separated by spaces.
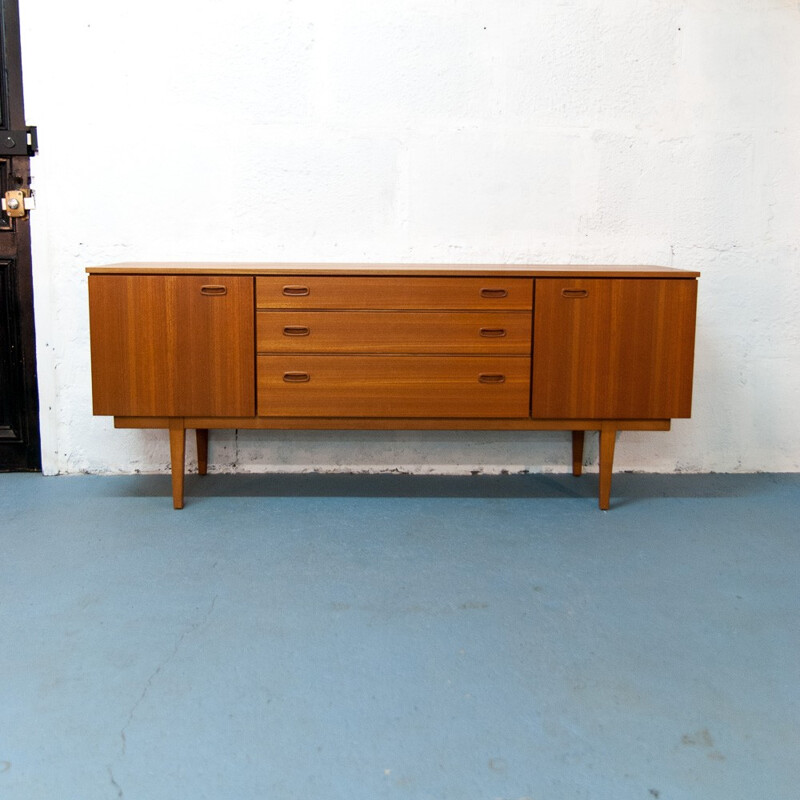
88 274 254 417
531 278 697 419
255 275 532 418
86 264 699 510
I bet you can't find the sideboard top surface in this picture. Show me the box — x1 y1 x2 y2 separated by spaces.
86 262 700 278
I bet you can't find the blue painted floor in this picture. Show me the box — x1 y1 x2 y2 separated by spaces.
1 472 798 800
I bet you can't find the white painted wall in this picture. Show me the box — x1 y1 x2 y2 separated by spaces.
19 0 800 477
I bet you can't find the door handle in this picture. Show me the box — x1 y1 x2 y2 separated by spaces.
283 371 311 383
200 285 227 296
282 285 310 297
2 189 35 219
479 327 507 338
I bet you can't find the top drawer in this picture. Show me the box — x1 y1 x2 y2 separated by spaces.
256 276 533 310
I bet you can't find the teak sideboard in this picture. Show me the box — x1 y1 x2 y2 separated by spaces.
86 263 699 509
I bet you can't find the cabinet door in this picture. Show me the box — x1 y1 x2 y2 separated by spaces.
89 275 254 417
531 278 697 419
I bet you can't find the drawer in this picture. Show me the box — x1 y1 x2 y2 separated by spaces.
256 276 533 310
256 311 532 354
257 356 530 418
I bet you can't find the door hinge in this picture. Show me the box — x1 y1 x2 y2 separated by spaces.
0 126 37 157
2 189 35 218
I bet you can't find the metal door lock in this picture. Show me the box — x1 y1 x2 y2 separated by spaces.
2 189 35 218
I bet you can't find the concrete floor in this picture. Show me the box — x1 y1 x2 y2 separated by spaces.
1 471 798 800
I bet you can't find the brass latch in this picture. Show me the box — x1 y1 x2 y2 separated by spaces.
2 189 36 219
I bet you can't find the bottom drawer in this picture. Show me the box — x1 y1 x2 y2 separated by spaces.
257 355 530 418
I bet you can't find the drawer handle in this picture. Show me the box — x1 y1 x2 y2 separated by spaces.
283 371 311 383
480 288 509 299
562 288 589 299
283 325 311 337
283 285 310 296
478 373 506 384
200 285 227 296
479 327 507 338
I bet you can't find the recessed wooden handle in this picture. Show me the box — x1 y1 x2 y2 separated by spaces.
479 327 507 338
200 285 227 295
283 371 310 383
283 325 310 337
283 285 310 296
478 373 506 384
562 288 589 299
480 288 509 299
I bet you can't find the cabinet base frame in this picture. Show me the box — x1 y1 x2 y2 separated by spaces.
114 416 671 511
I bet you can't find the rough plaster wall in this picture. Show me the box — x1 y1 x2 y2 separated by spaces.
19 0 800 476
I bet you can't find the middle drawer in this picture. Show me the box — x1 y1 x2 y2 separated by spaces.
257 311 532 354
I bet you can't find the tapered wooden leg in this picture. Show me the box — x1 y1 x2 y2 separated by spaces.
572 430 585 477
598 423 617 511
196 429 209 475
169 420 186 510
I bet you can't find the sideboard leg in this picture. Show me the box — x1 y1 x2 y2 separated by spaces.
572 430 585 476
196 429 209 475
598 424 617 511
169 421 186 510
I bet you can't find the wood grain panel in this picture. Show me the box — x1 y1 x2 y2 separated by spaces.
257 356 530 418
531 278 697 419
88 262 700 279
116 415 670 432
255 276 533 310
256 311 532 354
89 275 255 416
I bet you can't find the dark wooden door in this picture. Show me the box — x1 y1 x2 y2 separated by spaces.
0 0 39 470
531 278 697 419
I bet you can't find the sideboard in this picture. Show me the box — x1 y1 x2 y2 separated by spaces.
86 263 699 509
